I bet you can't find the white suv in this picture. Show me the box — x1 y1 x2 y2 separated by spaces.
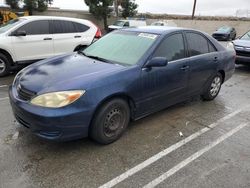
0 16 102 76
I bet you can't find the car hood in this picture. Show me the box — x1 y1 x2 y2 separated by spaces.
17 53 125 94
233 39 250 47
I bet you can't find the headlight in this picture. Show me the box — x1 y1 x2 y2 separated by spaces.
30 90 85 108
226 42 235 51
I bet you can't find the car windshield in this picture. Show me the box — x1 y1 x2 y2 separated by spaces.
113 21 126 26
82 31 158 66
217 26 231 32
0 18 24 34
152 22 164 26
241 31 250 40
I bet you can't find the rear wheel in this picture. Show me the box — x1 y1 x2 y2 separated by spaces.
202 73 223 101
0 53 11 77
90 98 130 144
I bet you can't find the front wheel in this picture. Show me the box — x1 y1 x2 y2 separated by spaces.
90 98 130 144
0 53 11 77
202 73 223 101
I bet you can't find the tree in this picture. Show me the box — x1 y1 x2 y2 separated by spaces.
6 0 19 9
121 0 138 18
84 0 114 31
23 0 53 15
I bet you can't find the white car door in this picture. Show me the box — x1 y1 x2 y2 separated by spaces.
11 20 54 62
52 20 94 56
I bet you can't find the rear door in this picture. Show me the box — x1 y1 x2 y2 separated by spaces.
138 32 190 115
51 20 91 56
184 31 219 96
11 20 53 61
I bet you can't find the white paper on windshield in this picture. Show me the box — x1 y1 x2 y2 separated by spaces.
138 33 158 40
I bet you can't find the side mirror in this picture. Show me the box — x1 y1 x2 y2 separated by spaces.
15 30 26 36
145 57 168 68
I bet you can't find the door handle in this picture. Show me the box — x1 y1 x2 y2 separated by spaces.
74 36 82 38
44 38 52 40
214 57 218 62
180 65 189 71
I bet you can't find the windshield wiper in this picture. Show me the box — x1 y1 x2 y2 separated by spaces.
78 51 113 64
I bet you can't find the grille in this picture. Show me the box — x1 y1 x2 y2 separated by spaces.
17 84 36 101
15 114 30 128
213 34 224 37
236 50 250 57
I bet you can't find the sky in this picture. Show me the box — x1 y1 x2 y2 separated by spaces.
51 0 250 16
1 0 249 16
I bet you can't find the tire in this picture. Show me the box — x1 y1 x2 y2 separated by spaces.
232 34 236 40
202 73 223 101
74 45 87 52
90 98 130 144
0 53 11 77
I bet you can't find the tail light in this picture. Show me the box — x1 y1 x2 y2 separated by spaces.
95 27 102 39
91 21 102 39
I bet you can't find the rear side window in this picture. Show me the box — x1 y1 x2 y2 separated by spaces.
186 32 209 56
74 22 90 32
186 32 216 56
153 33 186 62
52 20 76 34
17 20 49 35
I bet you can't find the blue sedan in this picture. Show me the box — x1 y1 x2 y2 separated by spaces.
9 27 235 144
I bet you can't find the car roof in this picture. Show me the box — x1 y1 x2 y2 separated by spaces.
20 16 87 22
122 26 188 35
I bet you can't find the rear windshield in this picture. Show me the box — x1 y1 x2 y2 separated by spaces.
0 18 25 34
83 31 158 66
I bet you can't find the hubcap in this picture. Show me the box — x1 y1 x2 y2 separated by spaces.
104 107 125 138
0 59 6 74
210 76 221 97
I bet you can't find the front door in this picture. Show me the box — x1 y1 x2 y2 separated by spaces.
137 33 189 116
11 20 54 62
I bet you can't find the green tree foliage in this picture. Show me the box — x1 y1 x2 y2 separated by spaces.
23 0 53 15
5 0 19 9
121 0 138 18
84 0 114 31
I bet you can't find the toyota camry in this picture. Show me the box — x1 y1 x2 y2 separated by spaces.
9 27 235 144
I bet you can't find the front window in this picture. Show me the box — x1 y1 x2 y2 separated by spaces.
0 18 24 34
16 20 50 35
152 22 164 26
83 31 158 66
153 33 186 62
113 21 126 27
241 31 250 41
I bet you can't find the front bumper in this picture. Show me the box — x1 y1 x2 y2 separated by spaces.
235 55 250 64
9 86 94 141
212 35 229 41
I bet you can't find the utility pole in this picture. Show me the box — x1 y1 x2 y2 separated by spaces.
192 0 197 20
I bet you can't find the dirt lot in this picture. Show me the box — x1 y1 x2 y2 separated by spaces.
0 47 250 188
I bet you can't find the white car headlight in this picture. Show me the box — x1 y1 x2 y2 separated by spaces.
226 42 235 51
30 90 85 108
